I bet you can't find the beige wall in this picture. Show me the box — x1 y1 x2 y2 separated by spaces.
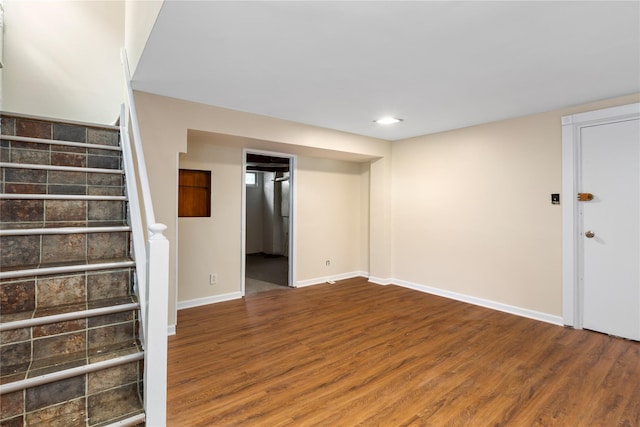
140 90 639 329
178 143 243 302
134 91 390 327
178 145 368 305
369 156 392 282
177 142 369 306
2 0 124 123
296 157 368 282
359 163 371 273
391 93 640 317
124 0 163 74
9 0 636 331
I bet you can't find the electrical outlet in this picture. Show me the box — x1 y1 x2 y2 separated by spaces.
325 260 331 267
209 273 217 285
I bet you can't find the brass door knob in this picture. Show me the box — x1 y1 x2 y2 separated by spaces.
585 230 595 238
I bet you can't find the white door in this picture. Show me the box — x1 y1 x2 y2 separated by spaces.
579 118 640 340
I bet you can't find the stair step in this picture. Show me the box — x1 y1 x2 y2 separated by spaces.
0 113 145 426
0 199 127 229
0 225 131 236
0 194 126 200
0 111 119 131
100 412 145 427
0 350 143 395
0 299 139 332
2 228 131 268
0 259 136 280
0 134 121 152
1 162 123 174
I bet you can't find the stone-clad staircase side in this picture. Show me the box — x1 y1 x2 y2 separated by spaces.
0 113 145 427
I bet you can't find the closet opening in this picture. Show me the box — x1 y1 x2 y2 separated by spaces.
243 152 294 295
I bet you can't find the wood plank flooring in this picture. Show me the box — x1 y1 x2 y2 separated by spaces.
167 277 640 426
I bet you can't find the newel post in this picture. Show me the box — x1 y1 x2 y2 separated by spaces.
144 223 169 426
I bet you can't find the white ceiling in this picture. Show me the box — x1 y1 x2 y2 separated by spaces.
133 1 640 141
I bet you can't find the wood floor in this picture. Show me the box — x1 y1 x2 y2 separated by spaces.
167 277 640 426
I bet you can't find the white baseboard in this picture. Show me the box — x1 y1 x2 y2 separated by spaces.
295 271 368 288
387 278 563 326
177 291 243 310
167 324 176 336
368 276 393 285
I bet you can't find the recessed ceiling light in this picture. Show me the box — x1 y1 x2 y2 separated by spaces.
375 117 403 125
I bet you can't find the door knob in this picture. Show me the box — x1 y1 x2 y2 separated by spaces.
585 230 595 238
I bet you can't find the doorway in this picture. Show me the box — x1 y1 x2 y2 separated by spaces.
243 151 294 295
562 103 640 341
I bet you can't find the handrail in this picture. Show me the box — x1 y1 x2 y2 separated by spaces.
120 47 169 426
120 105 148 344
120 48 157 226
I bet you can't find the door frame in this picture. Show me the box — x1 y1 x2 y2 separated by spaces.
241 148 296 296
561 102 640 327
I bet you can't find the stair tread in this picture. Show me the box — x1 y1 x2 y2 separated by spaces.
0 220 129 230
0 193 126 200
0 113 146 426
0 162 123 173
0 257 134 274
0 224 131 236
94 411 145 427
0 342 143 385
0 296 138 323
0 134 122 151
0 112 120 131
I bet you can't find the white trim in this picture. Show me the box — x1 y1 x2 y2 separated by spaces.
167 324 176 336
174 154 180 335
122 48 169 427
390 278 563 326
561 117 578 326
289 155 298 288
565 103 640 125
561 102 640 328
102 413 146 427
120 48 157 226
368 276 393 285
177 292 243 310
295 271 368 288
241 154 247 296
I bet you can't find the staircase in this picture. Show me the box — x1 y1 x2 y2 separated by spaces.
0 113 146 426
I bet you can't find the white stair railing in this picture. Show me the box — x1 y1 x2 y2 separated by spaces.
120 47 169 427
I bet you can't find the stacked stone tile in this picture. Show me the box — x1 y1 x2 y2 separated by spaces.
0 113 145 426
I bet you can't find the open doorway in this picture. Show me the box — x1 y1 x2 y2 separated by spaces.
243 152 294 295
